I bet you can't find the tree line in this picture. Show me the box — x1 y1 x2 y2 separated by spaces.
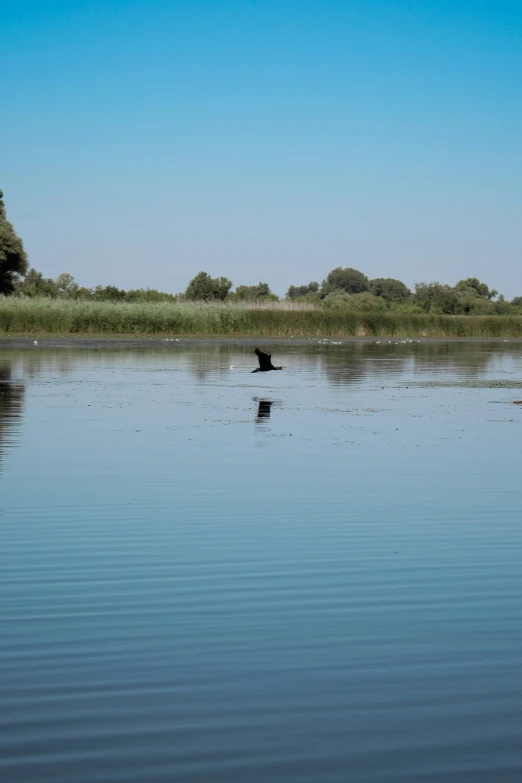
284 268 522 316
1 189 521 314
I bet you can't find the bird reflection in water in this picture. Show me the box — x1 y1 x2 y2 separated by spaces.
256 399 273 422
253 397 283 426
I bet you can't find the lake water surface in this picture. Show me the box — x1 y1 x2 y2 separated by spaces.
1 340 522 783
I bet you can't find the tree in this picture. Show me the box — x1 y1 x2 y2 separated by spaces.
286 281 320 299
467 298 495 315
323 291 388 312
414 282 460 314
55 273 79 297
493 295 511 315
352 292 388 312
73 286 93 300
0 190 29 294
92 285 126 301
321 267 369 297
370 277 411 303
185 271 232 301
455 277 497 300
19 268 58 297
234 282 276 300
124 288 177 303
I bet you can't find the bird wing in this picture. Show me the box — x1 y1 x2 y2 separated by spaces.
254 347 272 369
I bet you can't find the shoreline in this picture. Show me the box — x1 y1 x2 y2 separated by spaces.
1 335 522 348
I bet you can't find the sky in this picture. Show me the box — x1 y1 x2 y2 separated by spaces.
2 0 521 297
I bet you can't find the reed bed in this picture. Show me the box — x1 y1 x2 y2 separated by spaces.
1 298 522 338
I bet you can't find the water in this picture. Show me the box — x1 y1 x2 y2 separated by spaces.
1 340 521 783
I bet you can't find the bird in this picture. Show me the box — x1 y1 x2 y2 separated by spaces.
251 347 286 373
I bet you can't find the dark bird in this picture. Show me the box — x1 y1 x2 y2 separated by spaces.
251 348 286 373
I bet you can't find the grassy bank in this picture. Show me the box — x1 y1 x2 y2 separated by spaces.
1 298 522 338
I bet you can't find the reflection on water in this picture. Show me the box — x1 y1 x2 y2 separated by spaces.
0 338 514 389
0 340 522 783
253 398 285 424
0 363 24 477
255 398 273 422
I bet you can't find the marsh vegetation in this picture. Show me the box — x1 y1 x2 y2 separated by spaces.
1 296 522 337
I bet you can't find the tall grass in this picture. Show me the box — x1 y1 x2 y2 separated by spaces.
1 297 522 337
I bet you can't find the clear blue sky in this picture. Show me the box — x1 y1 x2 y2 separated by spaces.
2 0 521 296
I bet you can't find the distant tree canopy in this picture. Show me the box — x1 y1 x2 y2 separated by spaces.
413 278 502 315
414 282 461 314
286 281 320 299
8 247 522 315
20 268 58 298
185 271 232 301
18 269 178 302
283 268 521 313
370 277 411 302
455 277 497 300
323 290 388 312
0 190 29 295
321 267 369 297
55 273 78 297
124 288 177 303
234 282 276 300
92 285 126 301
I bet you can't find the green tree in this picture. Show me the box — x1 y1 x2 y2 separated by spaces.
414 282 460 314
323 291 388 312
393 303 425 314
0 190 29 294
321 267 369 297
493 295 511 315
124 288 177 302
55 273 79 297
453 286 479 314
73 286 93 300
455 277 497 300
92 285 126 301
185 271 232 301
467 298 495 315
370 277 411 303
20 268 58 297
354 292 389 312
286 281 320 299
234 282 276 300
